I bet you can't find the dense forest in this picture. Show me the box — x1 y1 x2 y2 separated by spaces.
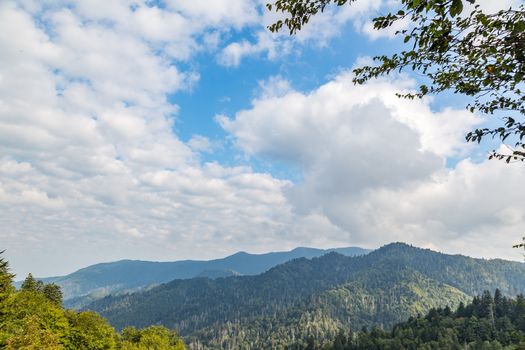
87 243 525 349
303 290 525 350
0 253 186 349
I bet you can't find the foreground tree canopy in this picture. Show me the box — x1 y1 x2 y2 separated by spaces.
267 0 525 162
0 252 186 349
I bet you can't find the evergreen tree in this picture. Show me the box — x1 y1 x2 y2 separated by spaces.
494 289 505 317
0 251 14 297
514 294 525 332
305 336 315 350
0 251 15 345
457 302 467 318
21 273 43 293
43 283 63 306
332 330 345 350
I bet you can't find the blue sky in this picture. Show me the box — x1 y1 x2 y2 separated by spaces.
1 0 524 278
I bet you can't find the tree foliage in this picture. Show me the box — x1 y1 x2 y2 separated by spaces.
21 273 44 293
43 283 64 306
0 251 14 297
120 326 186 350
0 251 15 346
0 252 186 349
267 0 525 162
66 311 117 349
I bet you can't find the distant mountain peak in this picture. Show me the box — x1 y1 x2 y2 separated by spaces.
230 251 250 256
291 246 316 251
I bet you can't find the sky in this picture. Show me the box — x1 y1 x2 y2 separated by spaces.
1 0 525 278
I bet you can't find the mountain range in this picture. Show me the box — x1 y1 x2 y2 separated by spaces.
20 246 370 307
86 243 525 349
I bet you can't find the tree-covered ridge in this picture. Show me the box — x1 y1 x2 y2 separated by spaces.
87 243 525 349
315 290 525 350
366 244 525 296
0 252 186 349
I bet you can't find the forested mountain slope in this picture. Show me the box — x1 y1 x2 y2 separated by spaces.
316 290 525 350
21 246 369 304
87 243 525 349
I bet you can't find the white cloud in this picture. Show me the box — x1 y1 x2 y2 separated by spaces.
355 159 525 260
476 0 523 14
220 72 525 262
257 75 293 98
220 73 477 160
188 135 213 153
166 0 260 28
217 31 289 67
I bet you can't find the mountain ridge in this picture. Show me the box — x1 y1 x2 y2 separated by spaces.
17 246 370 304
87 242 525 349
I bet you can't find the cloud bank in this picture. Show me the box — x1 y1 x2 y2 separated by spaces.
0 0 292 276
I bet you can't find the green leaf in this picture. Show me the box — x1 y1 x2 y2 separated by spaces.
450 0 463 17
515 21 525 33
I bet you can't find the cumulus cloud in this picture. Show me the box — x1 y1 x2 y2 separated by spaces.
220 73 478 160
220 72 525 262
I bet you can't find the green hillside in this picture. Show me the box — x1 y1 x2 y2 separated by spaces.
87 243 525 349
315 290 525 350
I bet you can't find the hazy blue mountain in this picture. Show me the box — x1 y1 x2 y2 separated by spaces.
19 246 369 303
87 243 525 349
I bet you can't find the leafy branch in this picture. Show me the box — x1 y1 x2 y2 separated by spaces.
267 0 525 161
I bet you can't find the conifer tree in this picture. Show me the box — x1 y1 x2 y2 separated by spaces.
43 283 63 306
0 251 14 298
0 251 15 343
20 273 41 292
